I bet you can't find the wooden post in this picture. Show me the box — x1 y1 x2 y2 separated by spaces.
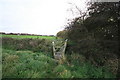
52 39 68 64
52 42 56 57
62 39 68 60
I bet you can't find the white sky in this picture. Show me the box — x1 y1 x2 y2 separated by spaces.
0 0 88 35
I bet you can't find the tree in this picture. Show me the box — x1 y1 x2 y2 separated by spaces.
56 30 68 39
66 2 119 52
84 2 119 54
86 2 119 40
64 2 119 68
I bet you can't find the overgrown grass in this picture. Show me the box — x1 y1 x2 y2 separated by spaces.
1 34 56 40
2 37 53 53
1 36 117 78
2 49 115 78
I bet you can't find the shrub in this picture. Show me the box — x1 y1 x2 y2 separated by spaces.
2 37 53 53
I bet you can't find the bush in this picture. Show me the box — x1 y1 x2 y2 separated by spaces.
2 37 53 53
56 30 68 39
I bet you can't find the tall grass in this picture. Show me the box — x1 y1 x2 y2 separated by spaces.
2 37 53 53
2 49 115 78
1 36 117 78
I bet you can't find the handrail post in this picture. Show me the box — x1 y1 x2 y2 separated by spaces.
52 39 68 64
52 41 56 57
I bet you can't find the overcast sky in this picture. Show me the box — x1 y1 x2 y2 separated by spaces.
0 0 88 35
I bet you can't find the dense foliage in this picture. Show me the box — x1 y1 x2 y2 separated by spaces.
57 2 119 76
56 30 68 39
65 2 119 54
2 37 53 53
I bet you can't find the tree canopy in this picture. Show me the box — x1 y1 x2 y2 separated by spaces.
57 2 119 68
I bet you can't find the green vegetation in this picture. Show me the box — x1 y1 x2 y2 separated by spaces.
2 37 116 78
1 34 56 40
2 37 53 53
2 48 115 78
1 2 118 79
57 2 119 77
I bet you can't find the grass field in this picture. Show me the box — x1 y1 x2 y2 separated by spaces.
2 48 115 78
1 34 116 78
1 34 56 40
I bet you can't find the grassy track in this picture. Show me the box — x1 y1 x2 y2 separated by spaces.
1 34 56 40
